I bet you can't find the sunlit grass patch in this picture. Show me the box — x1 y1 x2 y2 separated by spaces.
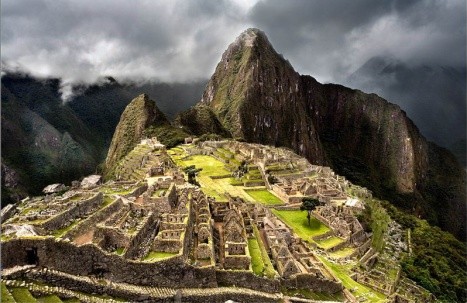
245 189 284 205
272 210 330 242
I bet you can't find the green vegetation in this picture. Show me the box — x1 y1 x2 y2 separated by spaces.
37 295 63 303
144 125 188 148
53 220 80 238
198 133 226 142
300 197 320 226
248 238 264 275
282 288 344 301
318 257 385 302
315 236 345 250
370 200 467 302
1 283 16 303
244 189 283 205
228 178 243 186
143 251 177 261
177 155 230 177
10 287 37 303
252 225 276 278
115 247 125 255
356 199 391 252
183 165 203 186
329 247 355 259
272 210 329 242
102 195 115 206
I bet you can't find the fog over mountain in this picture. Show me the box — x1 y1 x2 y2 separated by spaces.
2 0 465 148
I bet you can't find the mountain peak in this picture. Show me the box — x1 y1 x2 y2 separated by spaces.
235 28 267 47
104 93 169 172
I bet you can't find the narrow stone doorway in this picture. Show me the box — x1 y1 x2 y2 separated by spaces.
25 247 38 265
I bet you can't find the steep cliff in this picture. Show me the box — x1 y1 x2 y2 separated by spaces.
199 28 325 164
185 28 466 239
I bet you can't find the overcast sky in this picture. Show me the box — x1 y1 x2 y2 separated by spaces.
2 0 466 145
2 0 465 83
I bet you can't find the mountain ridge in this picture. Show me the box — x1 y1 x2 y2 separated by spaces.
178 28 466 239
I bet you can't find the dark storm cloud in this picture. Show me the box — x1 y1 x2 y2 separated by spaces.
247 0 466 146
248 0 466 82
2 0 465 145
1 0 250 87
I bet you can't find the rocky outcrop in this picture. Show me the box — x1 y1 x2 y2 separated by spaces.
104 94 170 171
185 28 466 239
175 104 230 137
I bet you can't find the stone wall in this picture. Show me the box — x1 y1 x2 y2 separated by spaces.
215 270 280 293
94 225 130 251
41 192 103 231
122 184 148 198
64 197 123 240
281 273 342 294
1 204 17 222
124 212 158 259
1 238 218 288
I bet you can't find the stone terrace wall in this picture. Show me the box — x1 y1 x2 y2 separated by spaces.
281 273 342 294
1 204 17 222
41 192 103 231
64 198 123 239
215 270 280 293
1 238 217 288
124 212 158 259
122 184 148 198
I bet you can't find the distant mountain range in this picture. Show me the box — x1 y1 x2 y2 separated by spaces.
1 73 205 203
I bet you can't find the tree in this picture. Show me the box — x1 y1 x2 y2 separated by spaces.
184 165 202 186
300 197 320 226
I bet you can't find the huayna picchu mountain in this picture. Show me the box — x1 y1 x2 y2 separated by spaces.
178 28 466 239
105 93 188 177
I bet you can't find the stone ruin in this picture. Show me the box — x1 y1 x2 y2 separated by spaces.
0 138 434 303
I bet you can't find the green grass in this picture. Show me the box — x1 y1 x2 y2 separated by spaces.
177 155 230 177
9 287 37 303
53 220 81 238
329 247 356 259
1 283 16 303
37 295 63 303
102 195 115 207
143 251 177 261
252 225 276 278
282 288 344 301
272 210 330 242
245 189 284 205
315 236 345 250
248 238 264 275
229 178 244 186
115 247 125 255
318 256 386 302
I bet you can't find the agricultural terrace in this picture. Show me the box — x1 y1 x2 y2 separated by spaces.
168 146 284 206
